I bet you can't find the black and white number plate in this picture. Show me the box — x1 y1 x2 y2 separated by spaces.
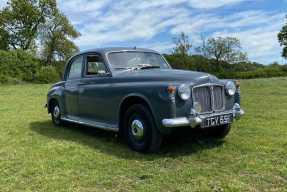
201 113 233 128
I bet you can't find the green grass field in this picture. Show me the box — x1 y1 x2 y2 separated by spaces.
0 78 287 192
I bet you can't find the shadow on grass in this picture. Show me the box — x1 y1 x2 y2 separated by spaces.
30 120 224 159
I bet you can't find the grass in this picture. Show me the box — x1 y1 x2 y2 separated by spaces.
0 77 287 192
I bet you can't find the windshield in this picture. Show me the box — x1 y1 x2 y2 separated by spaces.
108 51 170 70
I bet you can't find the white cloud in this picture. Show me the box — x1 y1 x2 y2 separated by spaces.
59 0 283 64
0 0 285 64
187 0 249 9
212 24 284 64
72 2 190 47
168 10 285 64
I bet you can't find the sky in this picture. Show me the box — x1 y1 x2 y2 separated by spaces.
1 0 287 64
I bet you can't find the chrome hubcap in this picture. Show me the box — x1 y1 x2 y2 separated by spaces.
53 106 60 119
131 119 144 140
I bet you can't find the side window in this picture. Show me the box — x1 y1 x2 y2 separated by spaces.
67 56 83 80
86 55 108 75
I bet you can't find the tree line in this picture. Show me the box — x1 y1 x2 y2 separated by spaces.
167 31 287 79
0 0 287 84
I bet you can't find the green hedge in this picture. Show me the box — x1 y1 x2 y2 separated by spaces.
0 50 60 84
216 68 287 79
0 50 40 82
165 54 287 79
34 66 59 83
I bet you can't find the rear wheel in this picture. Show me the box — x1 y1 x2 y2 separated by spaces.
123 104 162 153
51 101 62 126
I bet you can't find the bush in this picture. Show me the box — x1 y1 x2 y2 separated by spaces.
0 50 40 82
0 75 8 84
0 50 62 84
0 74 23 84
34 66 60 83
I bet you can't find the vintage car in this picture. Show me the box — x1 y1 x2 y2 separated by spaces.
46 47 244 152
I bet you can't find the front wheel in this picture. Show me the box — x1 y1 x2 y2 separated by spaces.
51 102 62 126
123 104 162 153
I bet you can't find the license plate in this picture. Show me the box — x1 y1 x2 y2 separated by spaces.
201 113 233 128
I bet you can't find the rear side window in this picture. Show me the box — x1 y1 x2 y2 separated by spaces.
86 55 108 75
67 56 83 80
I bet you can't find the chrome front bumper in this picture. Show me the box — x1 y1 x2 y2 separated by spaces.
162 103 244 128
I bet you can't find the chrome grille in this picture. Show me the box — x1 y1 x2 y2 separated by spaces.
193 85 225 113
213 86 224 110
193 86 212 112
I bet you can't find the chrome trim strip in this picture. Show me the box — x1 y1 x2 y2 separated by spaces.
162 117 190 128
61 116 119 132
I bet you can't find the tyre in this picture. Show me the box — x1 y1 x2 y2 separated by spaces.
204 124 231 139
50 101 62 126
123 104 162 153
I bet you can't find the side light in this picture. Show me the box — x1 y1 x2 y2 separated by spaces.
235 80 240 88
167 85 176 95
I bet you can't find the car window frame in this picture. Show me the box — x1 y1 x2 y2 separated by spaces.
83 52 112 78
64 54 85 81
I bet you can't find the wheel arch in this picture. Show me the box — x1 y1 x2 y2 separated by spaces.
47 86 65 114
47 98 59 114
118 94 159 135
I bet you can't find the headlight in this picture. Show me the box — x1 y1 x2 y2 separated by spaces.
226 81 236 96
178 84 191 100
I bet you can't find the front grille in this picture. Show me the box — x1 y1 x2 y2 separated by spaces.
193 86 212 112
213 86 224 110
193 85 225 113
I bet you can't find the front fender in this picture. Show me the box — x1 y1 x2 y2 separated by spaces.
47 84 65 114
117 83 180 134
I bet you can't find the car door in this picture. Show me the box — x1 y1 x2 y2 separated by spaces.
78 53 114 123
64 55 84 117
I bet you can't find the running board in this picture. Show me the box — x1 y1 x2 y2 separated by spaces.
61 116 119 132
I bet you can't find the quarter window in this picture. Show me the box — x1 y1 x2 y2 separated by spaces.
86 55 108 75
67 56 83 80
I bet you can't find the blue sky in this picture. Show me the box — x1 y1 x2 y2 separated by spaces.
1 0 287 64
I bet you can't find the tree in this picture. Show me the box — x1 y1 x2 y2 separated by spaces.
0 0 79 64
40 11 80 65
0 27 9 50
278 15 287 59
195 34 209 58
197 36 248 64
0 0 56 50
172 32 192 68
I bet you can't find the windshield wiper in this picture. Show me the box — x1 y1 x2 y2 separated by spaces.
136 64 160 70
139 65 160 69
114 64 160 71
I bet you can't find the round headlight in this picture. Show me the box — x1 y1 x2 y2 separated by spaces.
178 84 191 100
226 81 236 96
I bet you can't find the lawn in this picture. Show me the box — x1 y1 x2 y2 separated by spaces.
0 78 287 192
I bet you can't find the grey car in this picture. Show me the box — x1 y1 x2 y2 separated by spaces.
46 47 244 152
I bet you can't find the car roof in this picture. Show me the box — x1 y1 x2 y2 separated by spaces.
77 47 160 55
